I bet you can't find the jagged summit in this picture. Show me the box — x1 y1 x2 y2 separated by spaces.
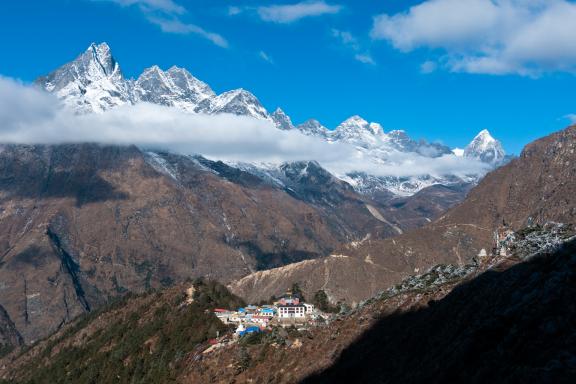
271 108 294 130
87 42 116 75
464 129 506 165
297 119 329 137
195 88 270 120
37 42 266 118
36 42 131 113
332 116 385 148
472 129 497 148
134 64 214 111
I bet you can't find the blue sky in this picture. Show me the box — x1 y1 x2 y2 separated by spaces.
1 0 575 154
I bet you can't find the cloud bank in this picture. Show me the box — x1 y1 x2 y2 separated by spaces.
0 77 487 179
371 0 576 76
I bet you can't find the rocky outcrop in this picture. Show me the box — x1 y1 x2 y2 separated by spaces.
0 305 22 355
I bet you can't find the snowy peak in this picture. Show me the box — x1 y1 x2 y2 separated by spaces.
134 65 214 111
87 42 117 77
166 66 215 100
336 116 384 135
271 108 294 130
196 88 270 120
470 129 497 151
452 148 465 157
464 129 506 165
332 115 385 148
297 119 329 138
37 42 272 119
36 42 131 113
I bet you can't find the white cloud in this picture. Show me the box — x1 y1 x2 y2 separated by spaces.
233 1 342 24
420 60 437 74
371 0 576 76
452 148 465 157
146 17 229 48
332 29 375 65
0 77 487 179
258 51 274 64
332 29 359 49
228 6 242 16
565 114 576 124
94 0 228 48
354 54 375 65
95 0 185 15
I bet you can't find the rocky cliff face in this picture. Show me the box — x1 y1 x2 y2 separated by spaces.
0 305 22 355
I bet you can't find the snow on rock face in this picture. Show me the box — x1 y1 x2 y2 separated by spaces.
296 119 330 138
331 115 386 148
464 129 506 165
133 65 214 112
37 42 269 120
36 42 132 113
195 88 271 121
35 42 508 198
271 108 294 130
342 172 475 197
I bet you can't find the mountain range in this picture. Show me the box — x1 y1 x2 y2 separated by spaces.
0 42 519 349
0 41 575 383
36 42 509 196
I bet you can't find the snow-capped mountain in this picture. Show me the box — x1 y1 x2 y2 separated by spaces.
36 42 508 197
36 43 133 113
296 119 330 138
194 88 271 121
463 129 506 165
331 115 385 148
36 43 270 121
133 65 214 112
271 108 295 130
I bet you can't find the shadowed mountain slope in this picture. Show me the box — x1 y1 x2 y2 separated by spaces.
304 239 576 384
